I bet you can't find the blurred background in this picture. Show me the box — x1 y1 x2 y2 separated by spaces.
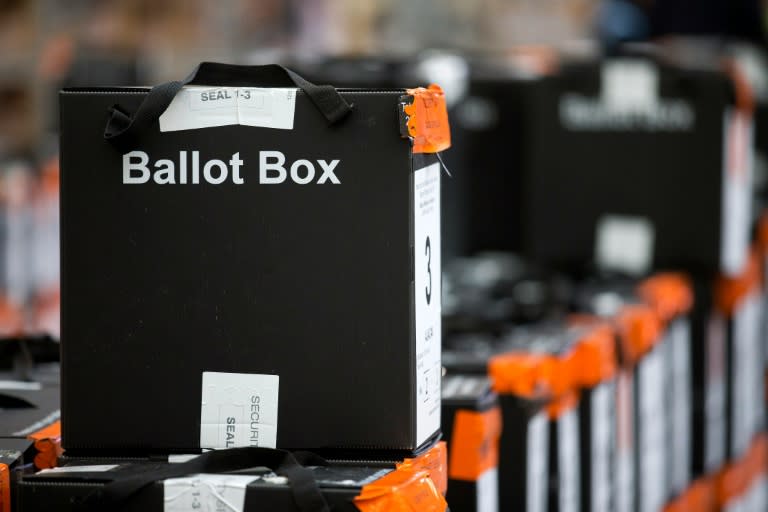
1 0 767 157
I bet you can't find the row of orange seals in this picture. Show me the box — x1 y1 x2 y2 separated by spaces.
487 322 618 412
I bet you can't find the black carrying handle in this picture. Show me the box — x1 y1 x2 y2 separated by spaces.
104 62 353 141
76 447 330 512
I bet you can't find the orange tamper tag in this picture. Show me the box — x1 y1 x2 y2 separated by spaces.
402 85 451 154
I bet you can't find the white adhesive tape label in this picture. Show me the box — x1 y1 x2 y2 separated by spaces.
200 372 279 449
595 214 654 276
160 87 297 132
164 473 259 512
39 465 118 473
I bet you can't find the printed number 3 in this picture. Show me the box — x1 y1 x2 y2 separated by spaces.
425 236 432 305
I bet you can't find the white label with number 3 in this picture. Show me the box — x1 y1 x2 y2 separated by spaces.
413 162 441 446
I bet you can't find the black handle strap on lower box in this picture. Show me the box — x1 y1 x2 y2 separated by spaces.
75 447 331 512
104 62 353 142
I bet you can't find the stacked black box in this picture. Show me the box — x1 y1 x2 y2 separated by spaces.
486 324 595 512
0 437 36 512
446 67 538 256
442 253 571 337
715 251 766 461
574 281 671 512
44 62 455 512
616 305 667 512
575 272 701 508
441 374 501 512
17 448 448 512
569 322 617 512
443 335 550 512
636 273 696 498
545 391 580 512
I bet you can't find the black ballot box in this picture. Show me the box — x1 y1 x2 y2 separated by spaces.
16 447 449 512
0 437 37 512
523 57 754 277
59 63 450 455
444 320 617 512
569 322 617 512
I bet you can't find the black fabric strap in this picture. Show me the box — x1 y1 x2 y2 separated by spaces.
76 447 330 512
104 63 353 142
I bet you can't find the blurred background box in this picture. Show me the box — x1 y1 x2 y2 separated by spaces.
523 57 753 278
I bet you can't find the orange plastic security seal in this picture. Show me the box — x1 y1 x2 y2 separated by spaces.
27 420 62 470
546 390 579 419
397 441 448 495
403 85 451 154
488 352 571 399
0 464 9 512
570 323 617 388
615 305 661 366
716 249 761 316
353 467 448 512
664 477 716 512
717 433 768 507
637 272 694 325
448 406 502 482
